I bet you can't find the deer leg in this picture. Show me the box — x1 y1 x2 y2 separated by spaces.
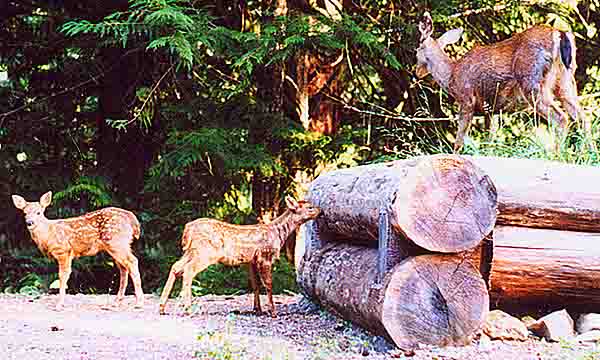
484 112 498 139
123 253 144 308
454 104 474 153
558 69 589 136
256 258 275 318
159 257 188 315
248 262 262 315
535 97 569 150
55 253 73 310
115 263 129 303
181 258 211 311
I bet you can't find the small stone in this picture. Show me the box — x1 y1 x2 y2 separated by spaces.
528 309 575 342
402 349 416 357
576 330 600 343
482 310 528 341
520 315 537 328
358 344 369 356
576 313 600 334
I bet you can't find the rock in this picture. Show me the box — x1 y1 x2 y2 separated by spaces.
371 336 395 353
528 309 574 342
520 315 537 328
291 296 320 314
576 313 600 334
576 330 600 343
482 310 528 341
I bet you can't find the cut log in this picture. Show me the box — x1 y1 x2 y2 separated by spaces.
466 156 600 232
489 226 600 311
297 242 489 350
306 154 497 254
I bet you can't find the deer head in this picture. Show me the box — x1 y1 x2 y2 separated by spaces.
285 196 321 222
415 12 463 88
12 191 53 229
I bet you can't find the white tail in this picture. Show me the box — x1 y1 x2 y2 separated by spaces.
416 12 585 152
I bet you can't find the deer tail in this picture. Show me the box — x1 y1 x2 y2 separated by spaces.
181 226 192 251
559 31 573 70
130 213 141 240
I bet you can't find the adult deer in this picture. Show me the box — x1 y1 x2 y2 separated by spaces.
12 191 144 309
159 197 320 317
416 12 585 152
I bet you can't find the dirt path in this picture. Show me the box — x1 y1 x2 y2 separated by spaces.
0 294 598 359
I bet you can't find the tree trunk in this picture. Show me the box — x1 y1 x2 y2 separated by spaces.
489 225 600 312
97 47 159 207
306 154 497 254
466 156 600 232
297 242 489 350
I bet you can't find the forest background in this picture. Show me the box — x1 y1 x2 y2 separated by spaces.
1 0 599 297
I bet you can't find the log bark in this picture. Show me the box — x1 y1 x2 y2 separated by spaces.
489 225 600 311
306 154 497 254
297 243 489 350
466 156 600 232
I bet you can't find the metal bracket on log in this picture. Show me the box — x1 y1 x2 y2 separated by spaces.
377 205 406 284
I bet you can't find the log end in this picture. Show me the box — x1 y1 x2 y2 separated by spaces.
382 254 490 350
394 154 498 253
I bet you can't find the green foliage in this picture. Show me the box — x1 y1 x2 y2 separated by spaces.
16 273 46 296
53 176 115 210
3 0 600 300
61 0 214 69
196 318 247 360
307 336 344 360
187 258 297 298
147 128 279 191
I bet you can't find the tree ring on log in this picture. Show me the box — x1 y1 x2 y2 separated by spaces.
393 155 498 252
382 254 489 349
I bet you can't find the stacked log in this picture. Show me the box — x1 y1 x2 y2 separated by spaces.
465 156 600 311
297 154 497 349
490 226 600 311
297 154 600 350
305 154 497 254
298 243 488 349
465 156 600 232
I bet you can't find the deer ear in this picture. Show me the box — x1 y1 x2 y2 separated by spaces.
438 28 463 48
285 196 298 210
12 195 27 210
419 12 434 42
40 191 52 208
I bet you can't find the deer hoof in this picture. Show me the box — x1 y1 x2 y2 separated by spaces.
183 304 194 315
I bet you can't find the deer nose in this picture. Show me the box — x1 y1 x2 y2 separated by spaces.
26 219 34 227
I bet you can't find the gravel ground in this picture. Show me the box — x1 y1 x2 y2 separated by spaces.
0 293 598 360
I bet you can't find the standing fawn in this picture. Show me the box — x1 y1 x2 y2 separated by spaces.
416 12 585 152
12 191 144 309
159 197 320 317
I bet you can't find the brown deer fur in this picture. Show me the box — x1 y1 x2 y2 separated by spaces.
416 12 585 152
159 197 320 317
12 191 144 309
